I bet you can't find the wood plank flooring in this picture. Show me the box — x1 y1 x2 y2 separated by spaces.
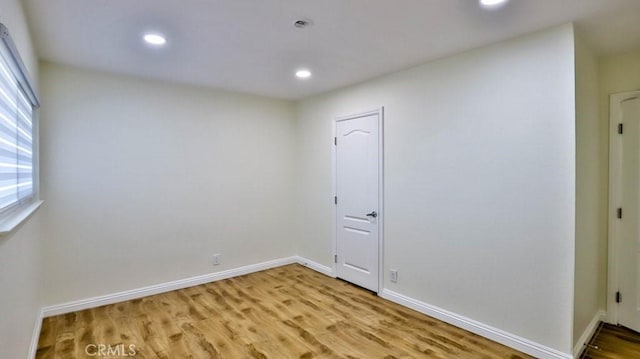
582 323 640 359
37 264 531 358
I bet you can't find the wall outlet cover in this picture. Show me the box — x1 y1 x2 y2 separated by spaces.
390 269 398 283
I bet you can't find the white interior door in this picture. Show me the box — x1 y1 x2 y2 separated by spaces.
619 96 640 333
335 110 381 292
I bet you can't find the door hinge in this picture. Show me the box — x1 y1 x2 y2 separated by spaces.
334 137 337 146
617 207 623 219
334 196 337 205
334 254 337 263
619 123 624 134
616 291 622 303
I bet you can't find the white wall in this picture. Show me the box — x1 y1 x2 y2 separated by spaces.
39 62 297 305
295 25 576 355
0 1 43 358
573 30 604 351
600 48 640 104
0 216 42 358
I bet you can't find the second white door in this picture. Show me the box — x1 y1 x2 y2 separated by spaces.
335 110 381 292
618 95 640 333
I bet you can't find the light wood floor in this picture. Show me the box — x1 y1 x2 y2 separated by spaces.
37 264 531 358
582 323 640 359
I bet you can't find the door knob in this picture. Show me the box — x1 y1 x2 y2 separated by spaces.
366 211 378 218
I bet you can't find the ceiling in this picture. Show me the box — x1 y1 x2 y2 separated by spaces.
22 0 640 100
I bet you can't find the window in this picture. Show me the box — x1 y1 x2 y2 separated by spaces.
0 23 40 219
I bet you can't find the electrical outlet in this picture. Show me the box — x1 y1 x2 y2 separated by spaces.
390 269 398 283
212 254 221 266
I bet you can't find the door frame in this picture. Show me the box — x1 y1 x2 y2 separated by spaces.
332 107 384 293
607 90 640 324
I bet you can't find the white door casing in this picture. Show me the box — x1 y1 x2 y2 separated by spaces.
334 108 383 292
608 91 640 332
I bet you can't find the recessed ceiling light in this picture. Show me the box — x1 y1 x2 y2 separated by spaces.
480 0 509 8
296 69 312 79
143 33 167 46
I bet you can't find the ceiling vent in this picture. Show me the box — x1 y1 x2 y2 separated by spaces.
293 19 312 29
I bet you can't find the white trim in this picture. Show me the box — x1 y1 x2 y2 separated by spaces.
0 200 43 235
42 256 298 317
28 308 44 359
378 107 385 294
573 310 605 358
380 289 572 359
331 118 338 277
607 90 640 324
332 107 384 293
295 256 335 277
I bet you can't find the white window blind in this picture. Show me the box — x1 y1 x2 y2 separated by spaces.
0 23 39 214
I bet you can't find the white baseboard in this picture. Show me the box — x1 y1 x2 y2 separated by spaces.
41 256 299 317
294 256 334 277
573 310 606 358
28 308 44 359
36 256 573 359
380 289 572 359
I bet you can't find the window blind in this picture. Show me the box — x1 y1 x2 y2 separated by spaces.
0 23 39 214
